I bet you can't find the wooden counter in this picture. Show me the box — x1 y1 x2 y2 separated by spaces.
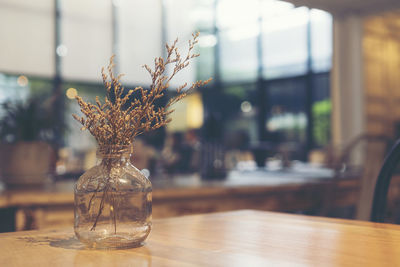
1 210 400 266
0 168 362 231
0 167 336 206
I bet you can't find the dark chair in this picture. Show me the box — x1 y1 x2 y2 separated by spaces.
320 134 390 219
371 138 400 222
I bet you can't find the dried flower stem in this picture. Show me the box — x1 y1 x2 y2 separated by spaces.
73 32 211 232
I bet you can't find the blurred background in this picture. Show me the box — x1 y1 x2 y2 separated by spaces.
1 0 400 231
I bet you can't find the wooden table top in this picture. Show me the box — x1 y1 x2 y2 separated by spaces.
1 210 400 266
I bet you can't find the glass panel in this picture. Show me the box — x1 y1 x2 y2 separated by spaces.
0 74 54 144
312 73 331 147
164 0 215 88
202 83 258 142
61 0 112 82
261 0 294 18
0 0 54 77
0 74 29 103
312 72 330 102
223 84 258 144
312 99 331 147
265 78 307 144
166 0 208 35
262 6 309 79
165 0 196 88
188 0 215 31
197 34 216 81
0 74 53 103
63 82 104 172
219 26 258 82
119 0 162 86
29 77 54 95
217 0 259 30
310 9 332 72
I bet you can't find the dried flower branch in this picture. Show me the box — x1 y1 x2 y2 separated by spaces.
73 33 211 232
73 32 211 149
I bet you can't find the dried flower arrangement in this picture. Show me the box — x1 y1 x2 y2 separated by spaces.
73 32 211 231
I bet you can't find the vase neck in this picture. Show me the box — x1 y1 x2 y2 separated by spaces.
96 145 133 161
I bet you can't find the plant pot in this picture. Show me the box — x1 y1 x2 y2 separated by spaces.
0 142 53 187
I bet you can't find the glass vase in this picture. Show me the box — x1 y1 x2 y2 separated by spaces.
74 145 152 249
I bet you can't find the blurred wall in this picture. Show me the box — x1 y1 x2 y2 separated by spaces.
364 12 400 138
331 10 400 148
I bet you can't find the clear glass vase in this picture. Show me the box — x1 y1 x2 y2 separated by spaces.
74 145 152 249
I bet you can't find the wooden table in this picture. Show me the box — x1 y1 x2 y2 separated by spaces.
1 210 400 266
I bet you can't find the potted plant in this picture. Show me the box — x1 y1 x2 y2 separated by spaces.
0 94 64 187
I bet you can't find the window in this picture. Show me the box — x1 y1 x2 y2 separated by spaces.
312 73 331 147
0 0 333 168
0 0 54 77
218 0 259 83
197 34 216 81
219 29 258 83
118 0 162 86
262 6 309 79
63 82 104 152
61 0 112 82
265 78 307 144
310 9 333 72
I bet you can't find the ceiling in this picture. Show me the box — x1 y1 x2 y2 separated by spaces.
282 0 400 16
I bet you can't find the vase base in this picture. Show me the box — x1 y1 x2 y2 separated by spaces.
75 225 151 249
83 239 144 250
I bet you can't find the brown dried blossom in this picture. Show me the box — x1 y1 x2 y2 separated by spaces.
73 32 211 149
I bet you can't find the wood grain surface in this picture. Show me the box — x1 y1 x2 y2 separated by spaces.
1 210 400 266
